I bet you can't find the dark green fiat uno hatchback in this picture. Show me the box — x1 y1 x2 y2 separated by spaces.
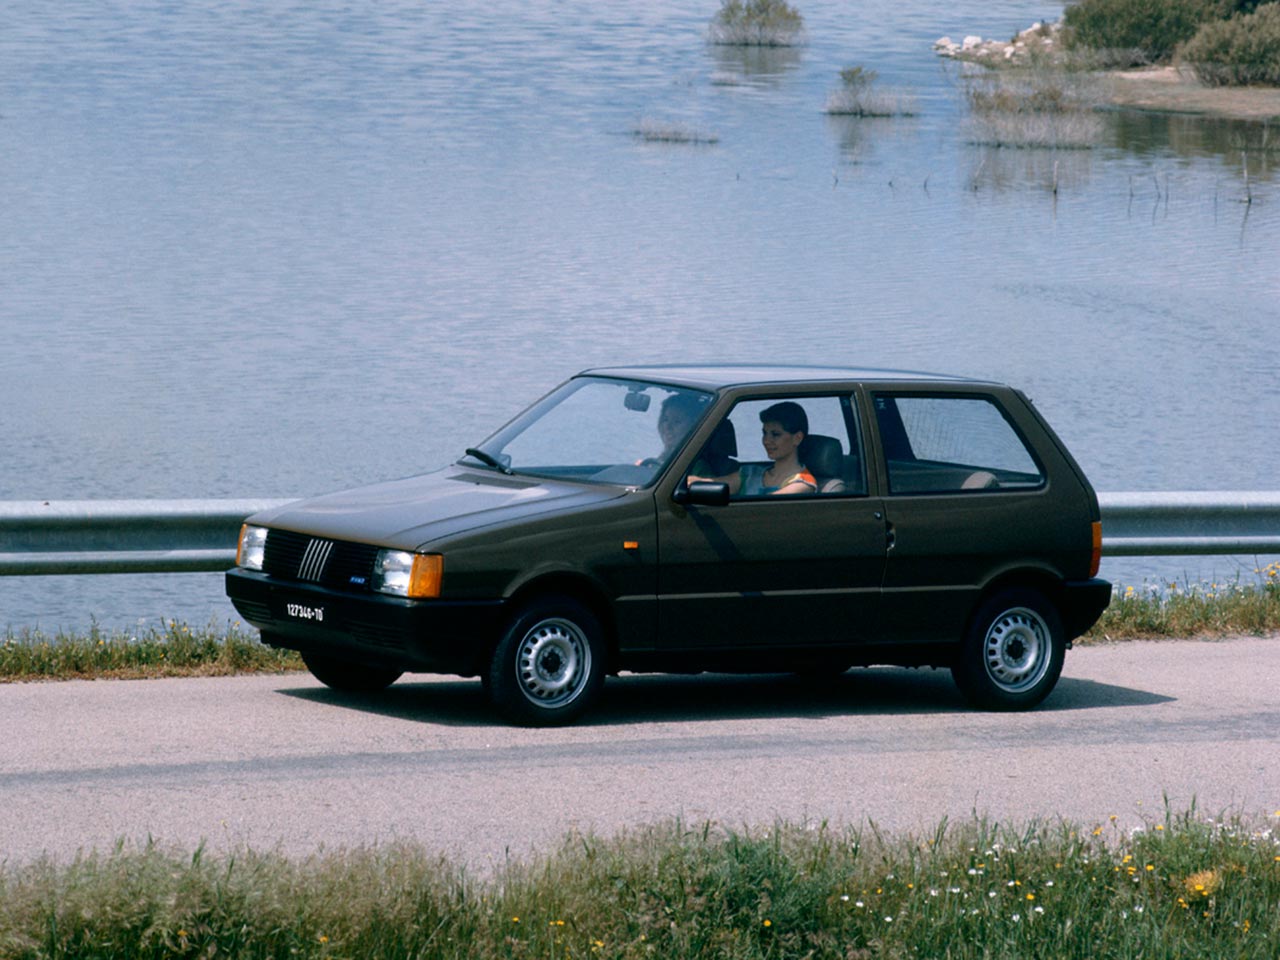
226 366 1110 725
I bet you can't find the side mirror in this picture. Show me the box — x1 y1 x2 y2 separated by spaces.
674 481 731 507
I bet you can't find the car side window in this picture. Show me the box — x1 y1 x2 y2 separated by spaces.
873 394 1044 494
699 395 867 498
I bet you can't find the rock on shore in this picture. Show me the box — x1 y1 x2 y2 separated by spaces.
934 21 1062 65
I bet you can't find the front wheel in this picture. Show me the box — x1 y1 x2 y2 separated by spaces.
951 588 1065 711
487 596 606 726
301 650 402 694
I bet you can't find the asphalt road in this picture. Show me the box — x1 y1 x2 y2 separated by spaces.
2 637 1277 867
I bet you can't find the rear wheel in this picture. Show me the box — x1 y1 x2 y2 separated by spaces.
301 650 402 694
951 588 1064 710
487 596 605 726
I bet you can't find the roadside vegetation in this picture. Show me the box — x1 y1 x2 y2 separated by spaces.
0 619 301 681
708 0 804 47
1 566 1277 682
3 810 1278 959
1082 563 1280 641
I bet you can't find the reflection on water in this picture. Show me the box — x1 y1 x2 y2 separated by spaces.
709 42 806 80
1107 111 1278 180
965 144 1096 192
1 0 1277 630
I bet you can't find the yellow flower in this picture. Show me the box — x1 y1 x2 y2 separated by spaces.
318 935 329 944
1183 869 1221 896
512 917 520 923
763 919 772 927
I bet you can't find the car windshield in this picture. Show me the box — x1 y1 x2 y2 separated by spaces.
463 377 715 486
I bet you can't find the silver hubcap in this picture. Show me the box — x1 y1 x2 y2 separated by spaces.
516 617 590 708
983 606 1050 693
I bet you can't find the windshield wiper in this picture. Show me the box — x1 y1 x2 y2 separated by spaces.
464 447 513 474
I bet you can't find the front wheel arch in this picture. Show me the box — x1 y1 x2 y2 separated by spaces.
951 587 1066 711
501 574 618 668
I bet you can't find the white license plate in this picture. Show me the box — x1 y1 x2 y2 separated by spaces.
285 602 326 623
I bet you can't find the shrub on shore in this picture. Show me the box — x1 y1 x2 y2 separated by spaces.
708 0 804 47
1061 0 1263 65
1180 2 1280 85
3 812 1278 959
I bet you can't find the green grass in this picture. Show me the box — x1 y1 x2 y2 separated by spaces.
0 619 302 681
2 811 1278 958
1085 563 1280 641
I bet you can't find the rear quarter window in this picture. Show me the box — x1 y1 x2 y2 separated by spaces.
874 394 1044 494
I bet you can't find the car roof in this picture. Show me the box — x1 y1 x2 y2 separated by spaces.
579 364 995 391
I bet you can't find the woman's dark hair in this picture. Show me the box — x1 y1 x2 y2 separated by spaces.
759 401 808 436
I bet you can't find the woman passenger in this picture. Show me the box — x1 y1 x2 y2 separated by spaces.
694 401 817 496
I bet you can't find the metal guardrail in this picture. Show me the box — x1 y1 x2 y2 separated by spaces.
0 492 1278 576
1098 491 1280 557
0 499 289 575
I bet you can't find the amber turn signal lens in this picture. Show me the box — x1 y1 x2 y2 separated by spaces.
1090 521 1102 578
407 554 444 598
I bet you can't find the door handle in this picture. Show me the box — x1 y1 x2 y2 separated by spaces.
885 520 896 551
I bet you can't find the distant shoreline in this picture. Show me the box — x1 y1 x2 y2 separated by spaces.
936 23 1280 122
1106 65 1280 121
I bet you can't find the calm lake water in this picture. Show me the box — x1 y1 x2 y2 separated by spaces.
2 1 1277 631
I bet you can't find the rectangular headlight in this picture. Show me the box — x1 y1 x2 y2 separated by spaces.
237 524 268 570
373 550 443 599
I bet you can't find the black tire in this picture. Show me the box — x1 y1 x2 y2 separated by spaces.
487 596 605 726
951 588 1065 711
301 651 402 694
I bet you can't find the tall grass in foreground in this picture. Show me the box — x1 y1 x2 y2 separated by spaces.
0 620 301 680
2 812 1278 959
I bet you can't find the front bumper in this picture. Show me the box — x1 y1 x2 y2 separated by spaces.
1061 577 1112 639
225 568 506 675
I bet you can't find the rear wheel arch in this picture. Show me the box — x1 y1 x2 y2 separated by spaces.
971 569 1068 630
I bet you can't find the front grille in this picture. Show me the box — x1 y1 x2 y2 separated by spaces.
263 530 380 592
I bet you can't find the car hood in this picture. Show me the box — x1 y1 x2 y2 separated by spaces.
248 465 627 548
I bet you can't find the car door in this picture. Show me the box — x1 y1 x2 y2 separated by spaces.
655 393 886 651
870 389 1054 643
